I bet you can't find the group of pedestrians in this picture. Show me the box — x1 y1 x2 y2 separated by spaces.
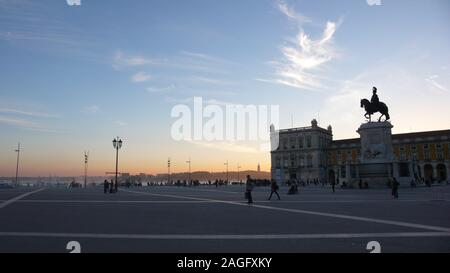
104 179 118 194
245 176 280 204
244 176 403 204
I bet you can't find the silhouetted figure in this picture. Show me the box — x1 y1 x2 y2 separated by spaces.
331 179 336 193
392 177 399 199
288 181 298 195
358 179 363 189
360 86 390 122
371 86 380 108
268 180 280 200
109 180 114 193
245 175 254 204
103 179 109 194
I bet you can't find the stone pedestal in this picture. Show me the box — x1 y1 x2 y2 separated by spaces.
357 121 395 187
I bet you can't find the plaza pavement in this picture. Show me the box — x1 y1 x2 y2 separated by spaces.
0 184 449 253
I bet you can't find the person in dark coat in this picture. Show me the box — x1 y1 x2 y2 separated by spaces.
103 179 109 194
245 175 254 204
331 179 336 193
268 180 281 200
392 177 400 199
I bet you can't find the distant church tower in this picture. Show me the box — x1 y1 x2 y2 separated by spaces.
257 163 261 172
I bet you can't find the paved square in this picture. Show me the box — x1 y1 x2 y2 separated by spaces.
0 185 449 253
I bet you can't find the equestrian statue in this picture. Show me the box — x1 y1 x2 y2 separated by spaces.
360 87 390 122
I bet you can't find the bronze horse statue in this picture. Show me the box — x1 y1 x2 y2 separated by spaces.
360 99 390 122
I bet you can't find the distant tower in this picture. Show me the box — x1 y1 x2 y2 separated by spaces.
257 163 261 172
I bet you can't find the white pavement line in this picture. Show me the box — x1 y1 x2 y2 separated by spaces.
8 199 449 204
184 188 242 194
16 200 213 204
0 188 45 209
0 231 449 240
122 189 450 233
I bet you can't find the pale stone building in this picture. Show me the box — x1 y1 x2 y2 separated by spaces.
271 119 450 186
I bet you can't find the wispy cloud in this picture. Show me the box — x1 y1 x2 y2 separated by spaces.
112 49 231 75
425 75 448 92
180 51 235 65
187 140 260 154
82 105 100 114
0 0 101 60
146 84 176 94
116 120 127 126
0 107 59 118
262 2 340 91
113 50 157 68
277 0 311 24
131 72 152 83
0 115 58 133
0 115 39 128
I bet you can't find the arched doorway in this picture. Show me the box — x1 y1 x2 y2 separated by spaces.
424 164 433 182
328 170 336 183
436 164 447 181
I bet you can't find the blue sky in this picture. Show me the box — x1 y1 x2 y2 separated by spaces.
0 0 449 176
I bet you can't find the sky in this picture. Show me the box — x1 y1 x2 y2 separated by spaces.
0 0 449 177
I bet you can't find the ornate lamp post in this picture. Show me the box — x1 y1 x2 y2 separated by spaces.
84 151 89 188
167 158 171 185
112 137 123 192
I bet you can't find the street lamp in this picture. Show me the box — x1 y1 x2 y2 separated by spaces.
224 160 229 184
84 151 89 188
112 137 123 193
14 142 20 187
186 157 191 186
237 163 241 183
168 158 171 185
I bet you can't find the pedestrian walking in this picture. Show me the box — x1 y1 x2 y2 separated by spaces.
268 180 281 200
392 177 399 199
103 179 109 194
245 175 254 204
331 179 336 193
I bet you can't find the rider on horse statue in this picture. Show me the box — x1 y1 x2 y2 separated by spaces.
361 86 390 122
371 87 380 108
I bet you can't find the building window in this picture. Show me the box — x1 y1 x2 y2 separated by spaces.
298 136 304 149
306 135 312 148
275 158 281 168
283 139 288 150
424 144 430 160
299 154 305 167
347 150 352 162
337 151 342 162
411 145 417 161
290 137 296 149
400 147 406 161
437 143 444 160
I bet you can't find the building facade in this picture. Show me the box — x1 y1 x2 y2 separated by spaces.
271 119 450 186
